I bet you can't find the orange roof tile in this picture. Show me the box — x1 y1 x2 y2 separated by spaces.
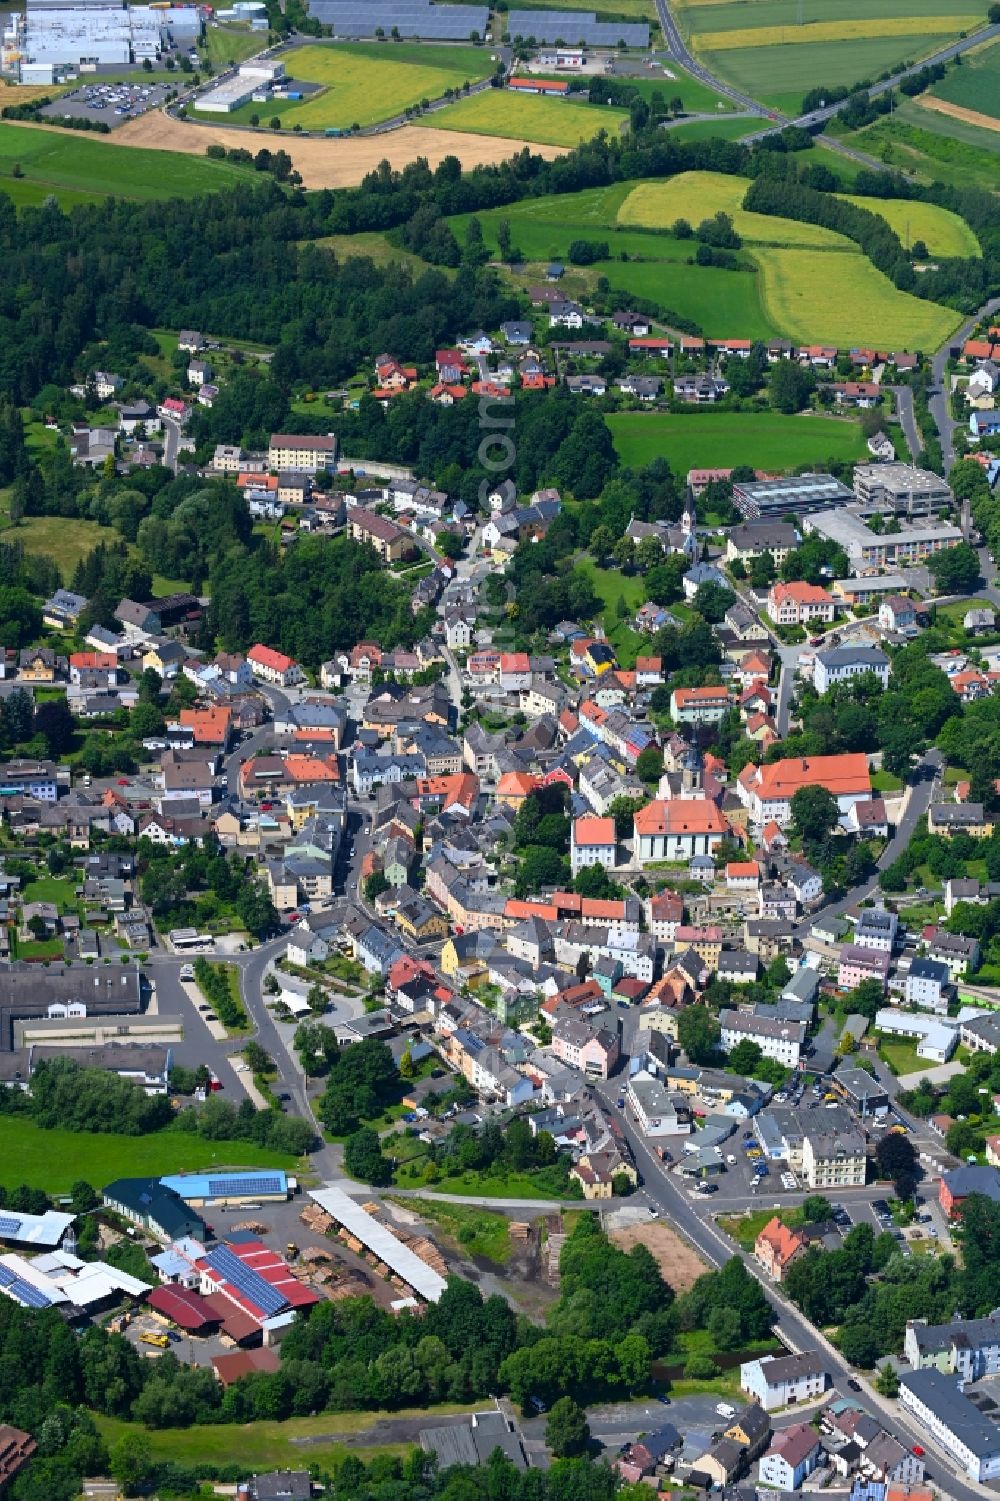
574 816 616 846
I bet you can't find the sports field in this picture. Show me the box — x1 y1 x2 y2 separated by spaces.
758 246 960 348
196 41 494 128
0 120 257 205
428 88 627 145
608 409 868 472
618 173 851 247
837 192 980 258
928 36 1000 122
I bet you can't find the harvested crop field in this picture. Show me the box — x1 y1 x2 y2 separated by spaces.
111 112 565 185
610 1220 707 1293
919 94 1000 135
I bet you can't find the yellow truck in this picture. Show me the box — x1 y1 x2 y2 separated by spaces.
140 1332 169 1349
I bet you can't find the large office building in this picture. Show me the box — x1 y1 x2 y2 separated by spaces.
899 1368 1000 1481
803 509 963 572
16 0 200 81
852 462 953 518
732 473 854 521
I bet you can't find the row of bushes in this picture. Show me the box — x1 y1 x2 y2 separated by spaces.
192 957 247 1031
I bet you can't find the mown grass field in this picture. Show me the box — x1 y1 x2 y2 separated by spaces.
618 173 850 247
928 36 1000 121
836 191 981 258
617 172 964 347
0 516 125 579
197 42 493 129
0 1118 296 1194
0 122 257 206
593 256 775 338
608 410 867 472
93 1411 473 1468
704 35 949 114
428 89 628 145
666 115 763 141
758 246 961 348
198 23 265 70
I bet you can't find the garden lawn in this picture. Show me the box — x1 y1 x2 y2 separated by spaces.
754 246 960 349
607 410 867 472
576 557 648 616
0 1117 296 1194
619 173 850 248
0 123 257 205
877 1036 925 1076
870 767 904 792
718 1206 805 1251
199 42 493 129
427 90 628 146
93 1411 475 1467
836 192 980 258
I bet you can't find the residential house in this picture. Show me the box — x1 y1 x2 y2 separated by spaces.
767 581 836 626
759 1424 822 1491
741 1351 828 1412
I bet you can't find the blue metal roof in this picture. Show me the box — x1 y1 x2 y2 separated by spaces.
160 1171 288 1200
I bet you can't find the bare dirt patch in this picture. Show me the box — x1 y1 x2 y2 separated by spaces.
917 94 1000 135
110 111 566 186
610 1220 708 1293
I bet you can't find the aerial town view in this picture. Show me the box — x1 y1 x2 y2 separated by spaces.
4 0 1000 1498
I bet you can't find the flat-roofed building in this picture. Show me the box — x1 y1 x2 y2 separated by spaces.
853 462 953 518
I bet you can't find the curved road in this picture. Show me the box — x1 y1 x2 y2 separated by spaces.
930 295 1000 475
588 1077 994 1501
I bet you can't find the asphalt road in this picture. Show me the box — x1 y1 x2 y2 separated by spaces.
889 385 922 460
590 1074 990 1501
652 0 767 116
930 296 1000 476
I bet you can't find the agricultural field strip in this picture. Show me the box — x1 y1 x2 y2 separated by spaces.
693 16 978 49
426 90 629 145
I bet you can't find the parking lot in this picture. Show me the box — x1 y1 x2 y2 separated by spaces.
40 81 171 129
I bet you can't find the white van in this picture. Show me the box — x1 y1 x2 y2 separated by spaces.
715 1403 736 1420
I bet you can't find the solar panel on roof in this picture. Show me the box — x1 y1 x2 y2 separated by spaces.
207 1175 284 1197
0 1215 22 1236
11 1279 50 1309
204 1244 288 1318
0 1265 16 1288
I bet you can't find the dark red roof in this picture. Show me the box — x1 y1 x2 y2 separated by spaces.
146 1284 219 1331
212 1348 281 1386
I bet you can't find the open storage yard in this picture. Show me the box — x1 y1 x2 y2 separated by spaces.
193 41 494 128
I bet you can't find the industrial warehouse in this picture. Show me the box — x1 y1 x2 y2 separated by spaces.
4 0 201 84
